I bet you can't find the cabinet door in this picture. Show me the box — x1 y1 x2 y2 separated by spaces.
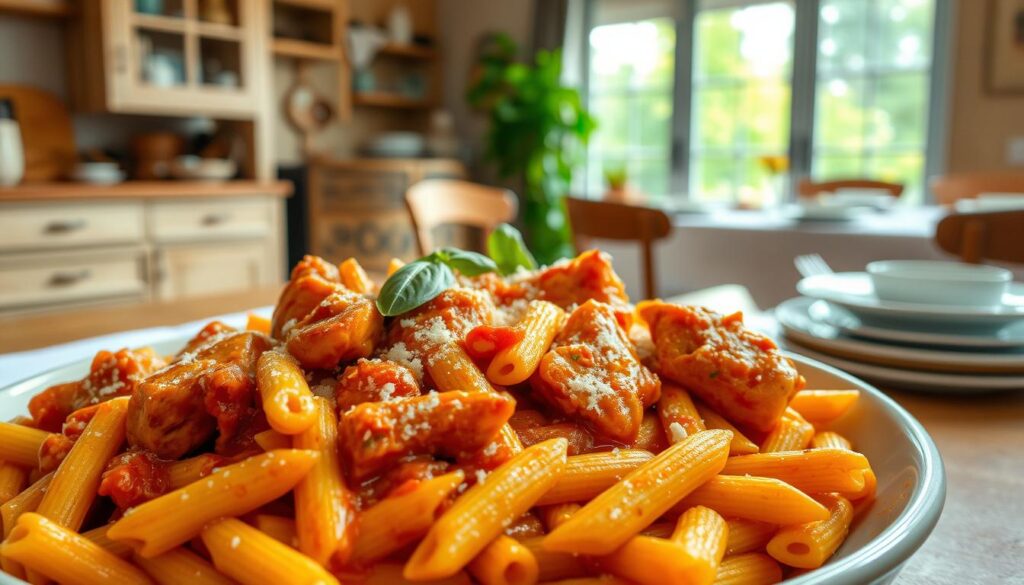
155 241 271 300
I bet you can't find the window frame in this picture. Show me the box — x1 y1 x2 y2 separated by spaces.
576 0 953 203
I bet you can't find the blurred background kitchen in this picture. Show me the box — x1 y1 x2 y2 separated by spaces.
0 0 1022 331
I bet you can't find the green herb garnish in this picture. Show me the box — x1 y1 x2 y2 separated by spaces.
487 223 537 275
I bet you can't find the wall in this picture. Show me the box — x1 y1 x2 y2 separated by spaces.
946 0 1024 172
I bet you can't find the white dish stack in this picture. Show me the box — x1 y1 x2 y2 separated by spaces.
777 261 1024 393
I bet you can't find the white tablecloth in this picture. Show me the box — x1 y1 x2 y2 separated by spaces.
0 306 273 387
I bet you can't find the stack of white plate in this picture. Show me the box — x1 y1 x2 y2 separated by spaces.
777 265 1024 393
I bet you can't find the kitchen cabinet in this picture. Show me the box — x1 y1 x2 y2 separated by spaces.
68 0 265 119
0 181 290 314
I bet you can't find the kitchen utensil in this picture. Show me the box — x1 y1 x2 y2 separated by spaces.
0 85 75 182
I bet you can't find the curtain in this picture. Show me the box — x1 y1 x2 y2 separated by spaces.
531 0 570 54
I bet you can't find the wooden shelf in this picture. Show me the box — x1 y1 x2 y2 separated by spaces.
271 38 340 61
0 0 72 17
353 92 434 109
0 180 294 202
378 43 436 60
132 13 187 34
197 22 243 42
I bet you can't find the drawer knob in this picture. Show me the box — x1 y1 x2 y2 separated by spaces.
201 213 232 227
48 269 92 288
44 219 87 234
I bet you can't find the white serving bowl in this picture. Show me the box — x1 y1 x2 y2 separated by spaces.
0 346 944 585
867 260 1011 307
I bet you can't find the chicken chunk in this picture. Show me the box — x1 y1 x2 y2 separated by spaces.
532 300 660 443
286 291 383 370
338 390 515 480
335 358 421 412
637 301 803 433
527 250 629 309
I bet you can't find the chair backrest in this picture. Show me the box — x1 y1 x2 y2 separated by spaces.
797 178 904 198
930 172 1024 206
566 197 672 299
934 210 1024 264
405 179 518 256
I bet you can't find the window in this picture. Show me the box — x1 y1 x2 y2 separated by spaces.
575 0 946 204
813 0 936 202
584 15 676 202
690 1 794 205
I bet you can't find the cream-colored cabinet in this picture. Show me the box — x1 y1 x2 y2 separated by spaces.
154 240 271 300
68 0 264 119
0 186 287 314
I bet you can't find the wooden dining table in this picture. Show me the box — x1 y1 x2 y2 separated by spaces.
0 290 1021 584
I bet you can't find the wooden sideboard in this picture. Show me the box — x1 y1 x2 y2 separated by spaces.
307 158 466 272
0 180 291 315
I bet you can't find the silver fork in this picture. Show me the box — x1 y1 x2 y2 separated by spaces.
794 253 834 278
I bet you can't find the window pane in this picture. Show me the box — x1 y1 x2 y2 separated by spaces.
584 17 676 200
811 0 936 203
690 2 794 205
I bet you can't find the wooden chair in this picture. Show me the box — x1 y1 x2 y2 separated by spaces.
930 172 1024 206
566 197 672 299
405 179 518 256
797 178 904 198
934 210 1024 264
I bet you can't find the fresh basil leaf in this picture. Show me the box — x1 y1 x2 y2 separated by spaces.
436 248 498 276
376 261 455 316
487 223 537 275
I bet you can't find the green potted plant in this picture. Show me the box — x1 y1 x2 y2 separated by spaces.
467 34 595 265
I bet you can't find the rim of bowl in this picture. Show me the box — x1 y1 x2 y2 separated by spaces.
867 260 1011 283
783 353 946 585
0 349 947 585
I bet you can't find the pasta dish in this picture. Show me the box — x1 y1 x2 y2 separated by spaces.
0 239 875 585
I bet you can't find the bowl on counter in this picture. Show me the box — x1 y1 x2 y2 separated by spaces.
69 162 125 185
867 260 1012 307
170 155 237 182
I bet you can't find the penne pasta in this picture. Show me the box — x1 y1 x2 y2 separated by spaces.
657 384 706 443
0 472 52 540
720 449 869 494
760 408 814 453
166 453 226 489
598 505 728 585
135 547 234 585
350 470 465 566
254 428 293 452
535 449 654 506
202 517 339 585
724 519 777 556
404 438 569 580
467 534 539 585
538 503 582 531
0 462 28 505
766 494 853 569
543 430 732 555
0 423 50 468
257 350 317 435
342 562 472 585
809 431 852 451
82 523 134 559
487 300 565 385
1 512 153 585
788 390 859 423
632 412 669 453
693 403 759 456
108 449 319 557
246 313 272 335
253 514 298 548
713 552 783 585
37 396 129 531
293 396 356 567
520 536 589 582
427 342 496 394
386 258 406 277
340 257 375 293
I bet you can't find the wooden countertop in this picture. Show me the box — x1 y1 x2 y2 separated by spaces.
0 294 1020 584
0 180 293 202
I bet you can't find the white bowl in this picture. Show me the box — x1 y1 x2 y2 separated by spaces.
170 155 237 182
867 260 1011 307
0 343 944 585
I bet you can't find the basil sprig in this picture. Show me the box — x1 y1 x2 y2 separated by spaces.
487 223 537 275
376 226 536 316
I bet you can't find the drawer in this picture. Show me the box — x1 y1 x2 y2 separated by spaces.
0 248 148 310
148 197 275 243
0 202 144 251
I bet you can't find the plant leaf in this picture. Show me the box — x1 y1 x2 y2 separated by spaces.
487 224 538 275
436 248 498 276
376 261 455 317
